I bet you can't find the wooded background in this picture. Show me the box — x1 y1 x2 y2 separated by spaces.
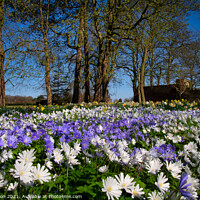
0 0 200 106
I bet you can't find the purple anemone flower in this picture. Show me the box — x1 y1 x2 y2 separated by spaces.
0 138 4 147
37 129 45 136
43 134 50 142
81 141 89 150
60 134 72 143
31 132 40 141
7 135 18 148
21 135 32 146
179 173 193 199
45 139 54 154
74 130 82 139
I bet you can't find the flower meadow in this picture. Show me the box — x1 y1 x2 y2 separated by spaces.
0 100 199 200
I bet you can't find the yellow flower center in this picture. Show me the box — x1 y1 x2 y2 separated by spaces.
133 190 138 195
122 183 126 187
107 186 112 192
159 183 163 187
25 158 28 162
20 171 24 175
37 174 41 178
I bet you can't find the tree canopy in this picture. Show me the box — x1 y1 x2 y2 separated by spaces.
0 0 199 106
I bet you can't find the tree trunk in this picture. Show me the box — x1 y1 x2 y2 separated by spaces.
132 48 137 100
140 46 148 103
166 52 171 85
94 39 103 102
138 71 141 103
102 0 113 102
44 36 52 105
72 2 84 103
158 65 162 86
150 50 154 87
92 0 104 102
40 0 52 105
102 39 111 102
0 0 5 107
83 0 90 103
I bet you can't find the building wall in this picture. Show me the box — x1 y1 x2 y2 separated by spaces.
134 79 200 102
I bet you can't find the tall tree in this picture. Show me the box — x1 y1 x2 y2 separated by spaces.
7 0 59 105
39 0 52 105
0 0 5 106
178 35 200 88
83 0 90 103
72 0 84 103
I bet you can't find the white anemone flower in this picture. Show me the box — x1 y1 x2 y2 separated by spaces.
73 142 81 154
155 139 166 147
131 138 136 145
17 149 35 164
0 179 7 187
166 133 173 140
70 148 79 156
171 172 181 179
13 161 33 184
45 160 53 170
148 190 164 200
117 140 128 149
172 135 181 143
7 182 18 191
61 142 70 155
187 175 200 192
115 172 135 192
107 151 119 162
145 158 163 175
53 148 62 155
127 184 145 198
132 151 143 164
1 149 9 162
32 163 51 184
7 149 13 159
155 172 170 194
166 161 182 175
102 177 122 200
68 155 80 165
54 151 64 164
120 151 130 164
99 165 109 173
0 171 7 187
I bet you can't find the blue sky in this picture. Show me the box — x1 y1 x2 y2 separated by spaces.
5 11 200 102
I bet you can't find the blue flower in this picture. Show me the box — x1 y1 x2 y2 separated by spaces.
0 138 4 147
31 132 40 141
21 135 32 146
179 173 193 199
74 130 82 139
81 141 89 150
43 134 50 142
37 129 45 136
45 139 54 154
7 135 18 148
